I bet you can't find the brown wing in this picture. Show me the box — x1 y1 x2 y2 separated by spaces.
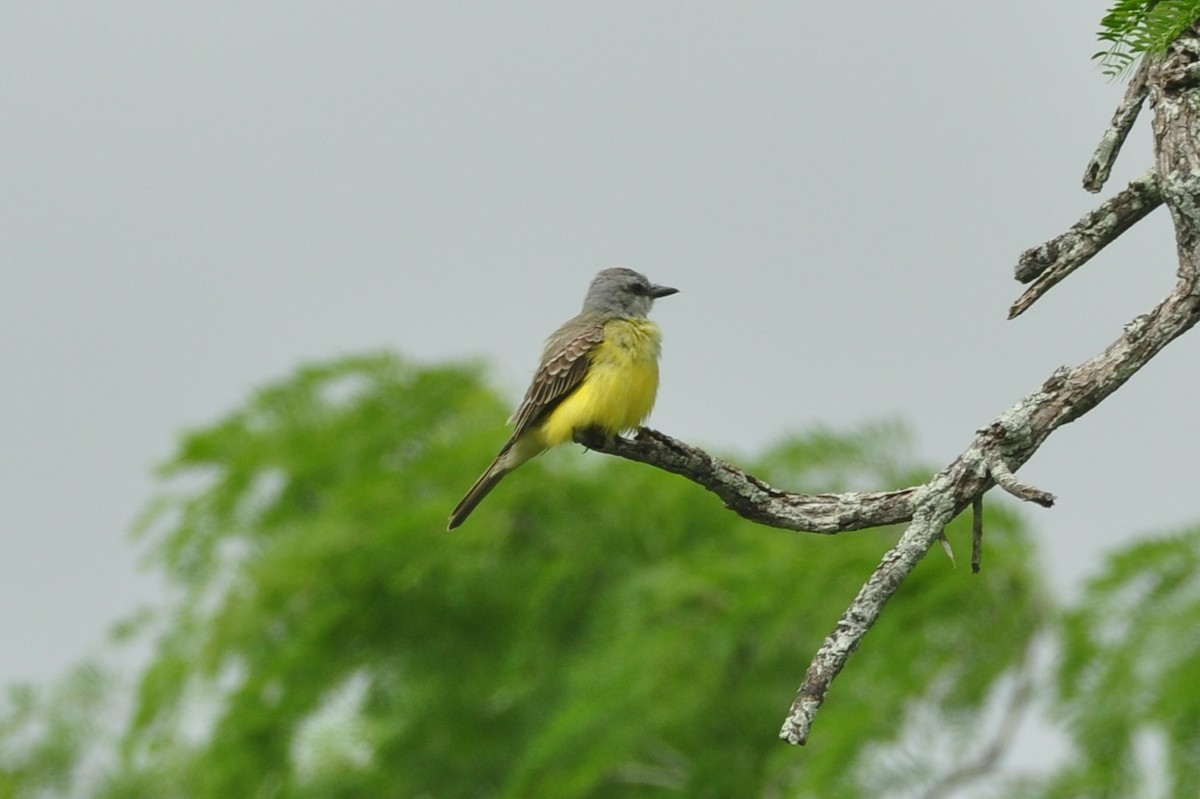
508 318 605 439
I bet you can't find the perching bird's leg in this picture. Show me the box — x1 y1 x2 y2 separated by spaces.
575 426 610 452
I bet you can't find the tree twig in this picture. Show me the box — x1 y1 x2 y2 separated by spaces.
1083 58 1151 193
986 453 1055 506
779 481 957 745
1009 171 1161 318
971 495 983 574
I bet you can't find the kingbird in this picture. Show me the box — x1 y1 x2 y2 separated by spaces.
448 267 678 529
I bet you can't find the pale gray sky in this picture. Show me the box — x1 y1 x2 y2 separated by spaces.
1 0 1189 774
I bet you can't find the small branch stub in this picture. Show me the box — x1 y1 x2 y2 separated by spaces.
971 495 984 574
1010 171 1162 318
1083 59 1151 193
986 455 1055 507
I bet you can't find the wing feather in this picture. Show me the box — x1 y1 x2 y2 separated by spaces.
508 319 605 439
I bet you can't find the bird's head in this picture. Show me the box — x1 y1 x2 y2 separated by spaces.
582 267 678 318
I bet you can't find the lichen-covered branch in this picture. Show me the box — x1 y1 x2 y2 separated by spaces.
1009 171 1161 318
591 251 1200 741
1083 58 1151 193
779 480 958 744
586 25 1200 746
578 427 920 533
987 453 1055 506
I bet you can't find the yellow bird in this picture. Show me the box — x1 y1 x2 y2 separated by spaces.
448 267 678 529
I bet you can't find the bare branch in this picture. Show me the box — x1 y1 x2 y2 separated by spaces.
591 262 1200 742
1009 171 1161 318
986 454 1055 507
582 25 1200 746
577 427 920 533
1083 58 1151 193
595 262 1196 541
779 483 957 744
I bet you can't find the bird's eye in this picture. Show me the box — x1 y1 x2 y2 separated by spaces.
631 282 647 295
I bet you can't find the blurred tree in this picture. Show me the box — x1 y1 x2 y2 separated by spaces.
1027 526 1200 799
0 354 1056 797
0 663 110 799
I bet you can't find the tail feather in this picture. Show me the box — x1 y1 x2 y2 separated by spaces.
447 460 511 530
448 434 545 530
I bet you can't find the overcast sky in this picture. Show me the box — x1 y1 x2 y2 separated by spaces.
1 0 1189 776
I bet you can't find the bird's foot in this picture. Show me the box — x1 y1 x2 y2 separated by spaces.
575 426 610 451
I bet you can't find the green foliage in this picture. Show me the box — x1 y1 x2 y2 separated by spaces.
0 663 111 798
1 354 1050 798
1094 1 1200 77
4 353 1196 798
1036 526 1200 799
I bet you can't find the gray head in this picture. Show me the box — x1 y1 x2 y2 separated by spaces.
580 267 678 318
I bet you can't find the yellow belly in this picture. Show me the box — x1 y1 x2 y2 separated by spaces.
539 318 662 447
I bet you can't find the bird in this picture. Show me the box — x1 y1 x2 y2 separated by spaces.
448 267 678 530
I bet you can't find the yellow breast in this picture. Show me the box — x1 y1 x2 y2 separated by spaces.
539 318 663 447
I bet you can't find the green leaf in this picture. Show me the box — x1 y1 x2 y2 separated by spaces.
1094 1 1200 78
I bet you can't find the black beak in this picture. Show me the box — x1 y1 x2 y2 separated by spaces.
649 284 679 299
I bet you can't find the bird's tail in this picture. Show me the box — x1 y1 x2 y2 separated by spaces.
447 459 511 530
447 437 541 530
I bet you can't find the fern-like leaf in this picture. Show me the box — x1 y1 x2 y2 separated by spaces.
1094 0 1200 78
